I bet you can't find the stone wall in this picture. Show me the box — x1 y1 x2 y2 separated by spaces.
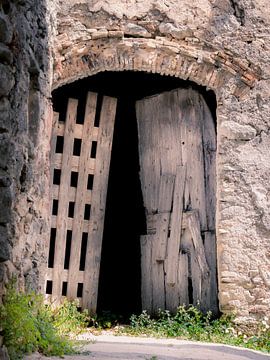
53 0 270 323
0 0 51 306
0 0 269 338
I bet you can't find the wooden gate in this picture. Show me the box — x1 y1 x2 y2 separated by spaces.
46 92 117 313
136 88 218 314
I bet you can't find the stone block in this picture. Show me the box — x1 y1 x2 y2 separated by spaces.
0 43 13 64
0 136 13 169
0 14 13 44
0 225 11 262
0 97 11 133
0 188 11 223
0 64 14 96
220 121 257 140
159 22 193 40
124 23 151 38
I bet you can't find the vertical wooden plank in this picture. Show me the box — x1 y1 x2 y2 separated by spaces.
153 213 170 261
187 211 210 310
178 89 207 230
166 165 186 285
200 96 216 231
187 211 210 275
136 96 160 214
204 231 218 315
140 235 153 312
49 112 59 217
152 259 165 314
82 96 117 313
178 252 189 306
67 93 97 299
158 174 175 212
52 99 78 302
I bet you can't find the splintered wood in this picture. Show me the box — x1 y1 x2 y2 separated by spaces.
136 88 217 315
47 92 117 313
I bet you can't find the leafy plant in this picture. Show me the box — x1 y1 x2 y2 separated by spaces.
0 282 89 359
123 305 270 353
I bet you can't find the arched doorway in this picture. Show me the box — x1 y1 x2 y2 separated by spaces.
47 71 218 317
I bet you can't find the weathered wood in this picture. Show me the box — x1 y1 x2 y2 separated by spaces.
166 165 186 285
200 95 216 231
158 174 175 213
53 154 96 174
153 212 170 261
204 231 218 315
187 210 210 275
152 253 165 314
50 112 59 218
52 98 78 302
67 93 97 299
178 89 207 230
56 122 99 142
83 96 117 313
178 252 189 306
140 235 152 312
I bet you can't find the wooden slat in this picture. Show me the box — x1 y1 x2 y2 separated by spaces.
204 231 218 315
166 165 186 285
51 216 89 232
52 98 78 302
82 96 117 313
50 112 59 217
52 185 91 203
187 210 210 274
200 95 216 231
47 268 84 283
178 252 189 305
140 235 152 311
152 258 165 314
67 92 98 299
153 213 170 261
179 89 207 230
53 154 96 173
158 174 175 212
56 122 99 141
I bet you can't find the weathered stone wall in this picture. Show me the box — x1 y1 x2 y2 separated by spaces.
0 0 51 304
53 0 270 323
0 0 269 336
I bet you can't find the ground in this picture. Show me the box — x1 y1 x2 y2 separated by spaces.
24 334 270 360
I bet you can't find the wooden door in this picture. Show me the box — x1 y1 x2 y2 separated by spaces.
46 92 117 314
136 88 218 315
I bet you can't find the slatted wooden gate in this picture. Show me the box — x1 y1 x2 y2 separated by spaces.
137 88 218 314
46 92 117 313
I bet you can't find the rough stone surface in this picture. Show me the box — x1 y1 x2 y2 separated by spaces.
0 0 51 320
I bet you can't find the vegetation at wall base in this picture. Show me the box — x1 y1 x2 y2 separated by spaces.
0 281 89 359
119 306 270 353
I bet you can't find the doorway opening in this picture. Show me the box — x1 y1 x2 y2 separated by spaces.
52 71 217 318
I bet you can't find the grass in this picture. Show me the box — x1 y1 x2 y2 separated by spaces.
0 282 89 359
115 306 270 353
1 282 269 357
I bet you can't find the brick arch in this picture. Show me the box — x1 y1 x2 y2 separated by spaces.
52 37 257 97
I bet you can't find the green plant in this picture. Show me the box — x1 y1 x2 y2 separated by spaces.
0 281 89 359
123 305 270 353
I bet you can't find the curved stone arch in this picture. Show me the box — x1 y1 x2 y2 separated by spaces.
52 37 258 98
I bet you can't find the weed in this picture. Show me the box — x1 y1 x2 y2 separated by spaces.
122 305 270 353
0 282 89 359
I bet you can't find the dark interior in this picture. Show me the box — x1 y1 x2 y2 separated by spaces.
52 71 217 318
